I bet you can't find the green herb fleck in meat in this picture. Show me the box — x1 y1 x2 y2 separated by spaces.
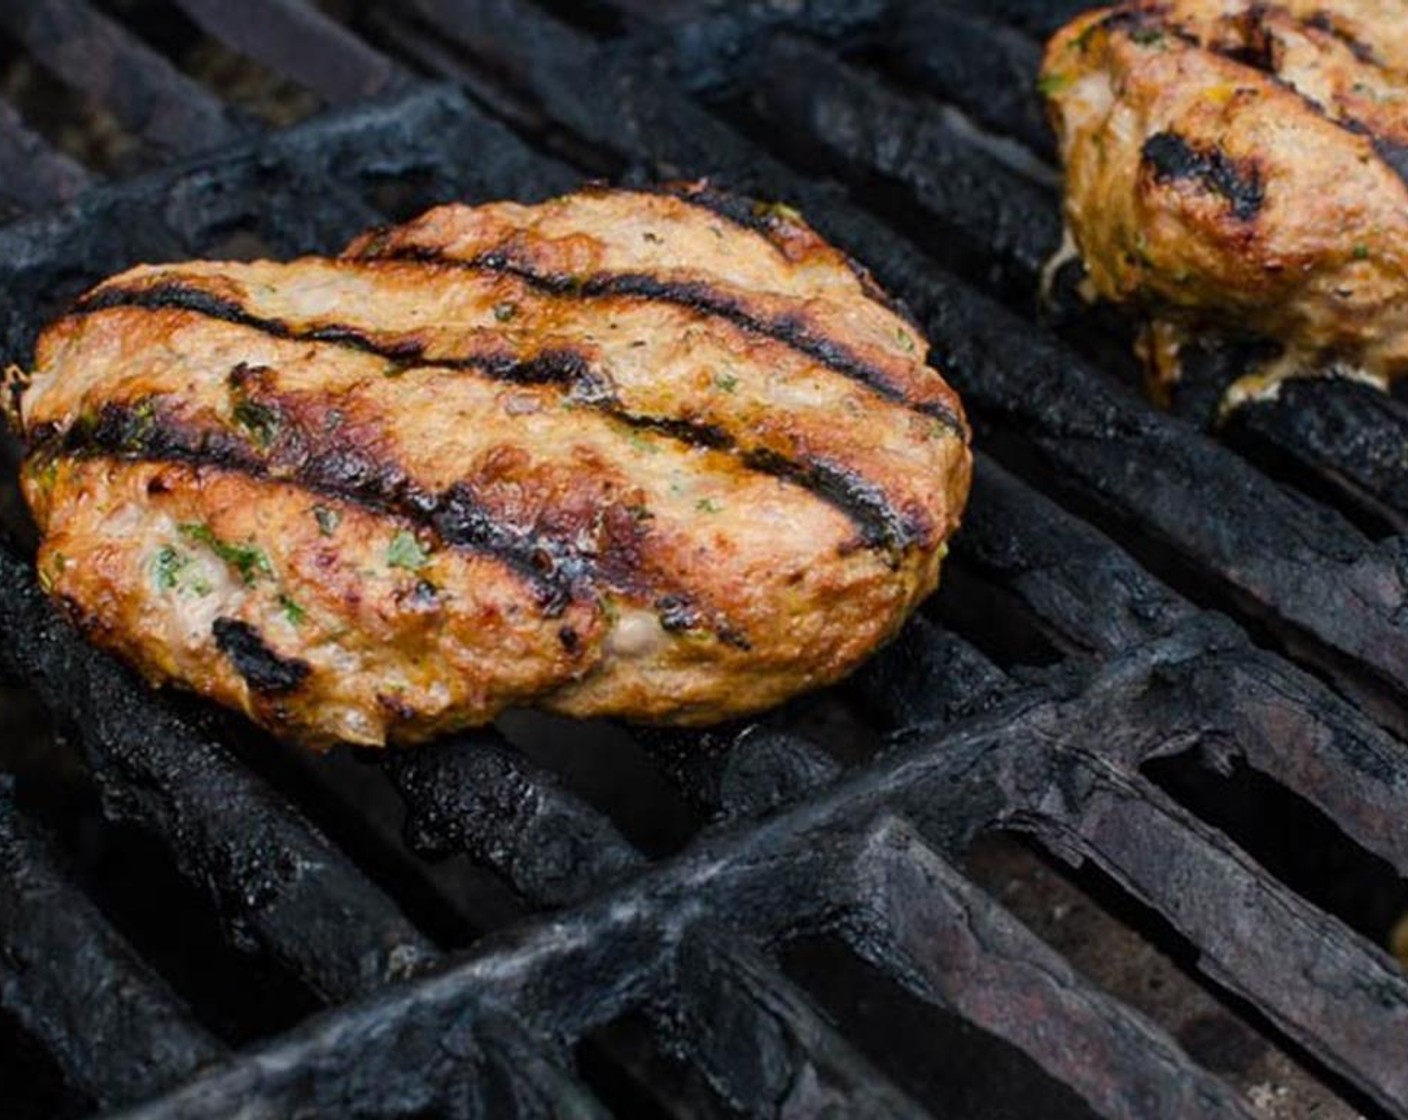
179 523 273 585
387 530 430 571
313 504 341 536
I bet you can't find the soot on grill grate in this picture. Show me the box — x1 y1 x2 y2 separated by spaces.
0 2 1405 1119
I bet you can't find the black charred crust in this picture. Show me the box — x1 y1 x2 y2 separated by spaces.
621 413 733 450
428 482 580 614
45 398 719 637
655 594 701 632
53 387 918 569
212 617 311 696
1141 131 1265 221
77 282 253 327
613 410 918 549
227 361 274 389
655 593 752 650
741 446 923 550
379 244 965 435
1129 6 1408 199
1304 10 1377 64
1100 6 1186 46
50 398 576 610
643 172 923 331
306 323 423 364
632 181 925 331
646 181 786 243
1372 138 1408 189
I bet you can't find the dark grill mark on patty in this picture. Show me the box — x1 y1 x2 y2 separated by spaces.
649 183 928 333
643 182 792 246
1372 138 1408 189
74 284 583 388
42 400 763 642
1120 7 1408 198
371 245 964 434
212 617 311 695
66 284 923 550
48 400 575 609
1304 11 1378 65
1141 131 1265 221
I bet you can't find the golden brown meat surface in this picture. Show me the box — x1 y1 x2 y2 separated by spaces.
14 184 971 748
1041 0 1408 396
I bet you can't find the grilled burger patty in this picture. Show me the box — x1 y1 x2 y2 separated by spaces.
13 184 971 748
1041 0 1408 396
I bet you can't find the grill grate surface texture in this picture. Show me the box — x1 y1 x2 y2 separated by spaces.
0 2 1403 1118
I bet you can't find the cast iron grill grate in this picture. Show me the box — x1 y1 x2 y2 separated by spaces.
0 2 1406 1118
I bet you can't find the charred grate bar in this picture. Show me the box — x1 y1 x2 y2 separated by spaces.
0 2 1404 1118
0 780 225 1107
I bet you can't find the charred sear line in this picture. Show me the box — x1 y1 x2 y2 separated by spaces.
742 447 923 552
73 283 600 391
655 593 752 650
76 283 408 367
632 181 926 329
612 413 920 549
68 284 918 552
645 181 927 333
644 182 794 246
47 399 575 610
1372 138 1408 189
212 617 311 696
49 401 764 644
619 413 734 450
375 245 964 433
1141 132 1265 221
1133 8 1408 197
1304 11 1377 64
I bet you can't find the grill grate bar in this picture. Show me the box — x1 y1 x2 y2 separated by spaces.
635 614 1013 824
736 32 1061 299
382 729 933 1116
636 721 845 822
881 3 1055 165
115 625 1268 1119
384 731 644 910
959 458 1408 882
851 817 1257 1120
0 781 225 1108
1027 752 1408 1114
850 612 1017 731
671 929 931 1119
0 0 249 159
0 97 95 215
1176 648 1408 881
114 1002 612 1120
0 540 436 1002
1221 379 1408 535
956 457 1197 658
171 0 408 104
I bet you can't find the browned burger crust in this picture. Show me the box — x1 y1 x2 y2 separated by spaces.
1041 0 1408 390
17 184 971 748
